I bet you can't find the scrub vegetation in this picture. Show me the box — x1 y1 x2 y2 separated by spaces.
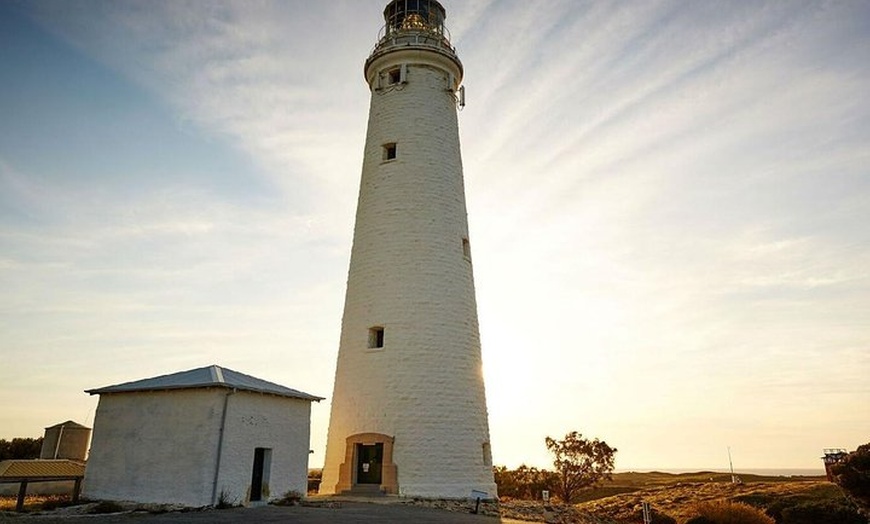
491 434 867 522
683 500 775 524
493 469 863 523
831 442 870 519
0 437 43 460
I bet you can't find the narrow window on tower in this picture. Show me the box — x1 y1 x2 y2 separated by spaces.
368 326 385 349
383 142 397 161
385 64 407 85
482 442 492 466
462 237 472 260
388 67 402 85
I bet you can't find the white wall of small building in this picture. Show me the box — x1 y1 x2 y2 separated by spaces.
214 390 312 505
83 389 312 507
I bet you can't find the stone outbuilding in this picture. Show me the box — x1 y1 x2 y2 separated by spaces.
83 365 322 507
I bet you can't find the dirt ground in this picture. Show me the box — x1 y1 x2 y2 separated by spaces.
0 501 534 524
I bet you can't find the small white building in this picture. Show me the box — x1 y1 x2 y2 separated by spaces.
83 365 322 507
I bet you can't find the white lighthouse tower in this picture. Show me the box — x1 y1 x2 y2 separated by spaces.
320 0 497 499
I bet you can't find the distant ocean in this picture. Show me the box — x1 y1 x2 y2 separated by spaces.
617 468 825 477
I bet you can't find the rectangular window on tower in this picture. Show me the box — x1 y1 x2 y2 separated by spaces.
385 64 406 85
388 67 401 85
368 327 385 349
462 237 472 260
383 143 397 161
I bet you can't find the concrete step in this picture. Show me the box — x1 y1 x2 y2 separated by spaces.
341 484 385 497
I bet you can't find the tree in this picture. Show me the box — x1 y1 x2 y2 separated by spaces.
0 437 43 461
544 431 617 504
831 442 870 518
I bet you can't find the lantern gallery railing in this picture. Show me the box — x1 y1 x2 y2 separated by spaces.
370 0 456 57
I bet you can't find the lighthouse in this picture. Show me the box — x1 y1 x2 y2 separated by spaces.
320 0 497 499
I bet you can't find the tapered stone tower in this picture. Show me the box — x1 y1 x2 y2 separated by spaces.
320 0 497 499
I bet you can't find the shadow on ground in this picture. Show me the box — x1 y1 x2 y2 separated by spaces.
0 501 533 524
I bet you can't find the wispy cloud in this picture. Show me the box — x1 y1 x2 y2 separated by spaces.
463 0 870 468
26 1 380 214
3 0 868 469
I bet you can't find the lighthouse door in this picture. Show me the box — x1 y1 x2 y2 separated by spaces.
355 443 383 485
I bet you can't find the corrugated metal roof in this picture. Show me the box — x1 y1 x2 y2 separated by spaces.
85 365 324 402
44 420 89 430
0 460 85 480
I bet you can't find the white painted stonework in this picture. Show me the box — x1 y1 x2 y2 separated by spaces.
321 2 497 499
84 389 312 507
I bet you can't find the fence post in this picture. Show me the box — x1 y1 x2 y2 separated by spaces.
16 480 29 512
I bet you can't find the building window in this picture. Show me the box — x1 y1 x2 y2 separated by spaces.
388 67 402 85
385 64 406 85
462 237 471 260
383 143 397 161
368 327 385 349
482 442 492 466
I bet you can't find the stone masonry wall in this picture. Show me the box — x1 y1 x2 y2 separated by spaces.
321 49 497 499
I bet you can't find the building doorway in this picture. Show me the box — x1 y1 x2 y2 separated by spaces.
355 443 383 485
250 447 272 502
334 433 397 494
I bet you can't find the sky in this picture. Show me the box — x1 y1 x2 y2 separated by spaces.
1 0 868 473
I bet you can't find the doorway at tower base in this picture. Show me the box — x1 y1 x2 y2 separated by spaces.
336 433 398 495
334 432 498 499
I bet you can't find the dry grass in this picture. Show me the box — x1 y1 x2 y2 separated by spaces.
0 494 72 512
685 500 776 524
577 480 833 522
495 477 847 523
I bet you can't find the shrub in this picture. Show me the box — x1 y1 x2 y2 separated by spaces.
684 500 775 524
215 489 237 509
307 468 322 494
493 464 559 500
831 442 870 517
39 496 76 511
737 483 866 523
89 501 124 514
779 500 865 524
273 490 303 506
